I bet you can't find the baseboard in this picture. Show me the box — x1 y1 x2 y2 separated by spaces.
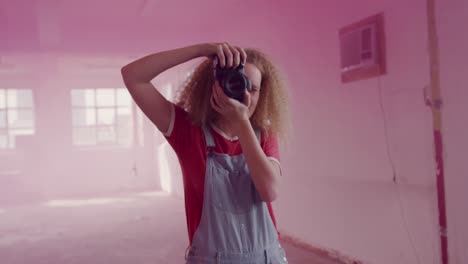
280 233 364 264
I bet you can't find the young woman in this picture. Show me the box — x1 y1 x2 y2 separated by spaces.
121 42 290 263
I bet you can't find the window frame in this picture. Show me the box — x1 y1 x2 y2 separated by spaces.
71 88 133 148
0 88 35 151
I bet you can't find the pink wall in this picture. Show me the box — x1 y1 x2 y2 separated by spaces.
271 1 441 263
1 0 465 263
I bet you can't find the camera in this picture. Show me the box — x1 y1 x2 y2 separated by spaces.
214 58 252 102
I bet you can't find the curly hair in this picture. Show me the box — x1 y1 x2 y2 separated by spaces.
175 48 290 141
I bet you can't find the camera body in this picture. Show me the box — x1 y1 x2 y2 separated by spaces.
214 60 252 102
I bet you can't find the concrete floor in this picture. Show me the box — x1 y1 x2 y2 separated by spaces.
0 192 342 264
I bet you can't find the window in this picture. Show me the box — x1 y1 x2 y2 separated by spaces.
71 88 133 146
0 89 35 149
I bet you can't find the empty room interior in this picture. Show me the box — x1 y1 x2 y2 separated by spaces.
0 0 466 263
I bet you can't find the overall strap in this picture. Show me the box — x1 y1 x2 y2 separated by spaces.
202 125 216 148
203 124 261 149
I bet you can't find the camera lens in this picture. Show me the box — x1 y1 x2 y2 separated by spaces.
215 62 252 102
224 73 246 101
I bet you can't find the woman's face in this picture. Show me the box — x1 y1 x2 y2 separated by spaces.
244 63 262 118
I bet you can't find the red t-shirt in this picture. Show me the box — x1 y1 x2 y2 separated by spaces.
163 105 281 244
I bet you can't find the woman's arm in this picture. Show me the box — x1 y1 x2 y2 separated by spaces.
236 120 281 202
121 44 216 133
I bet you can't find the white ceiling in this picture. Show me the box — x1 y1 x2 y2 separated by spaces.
0 0 243 53
0 0 276 71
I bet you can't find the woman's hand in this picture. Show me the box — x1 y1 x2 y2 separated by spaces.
199 42 247 68
210 80 251 133
202 42 251 133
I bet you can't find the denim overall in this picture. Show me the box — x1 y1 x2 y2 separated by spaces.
185 125 288 264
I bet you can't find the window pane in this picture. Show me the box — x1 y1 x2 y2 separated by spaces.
117 127 132 146
8 109 34 128
117 107 132 146
96 88 115 107
117 89 131 106
72 89 95 107
137 107 144 146
117 108 132 146
0 89 5 109
7 89 33 108
117 107 131 121
97 108 115 125
0 110 5 128
0 134 7 148
97 126 116 143
72 108 96 126
73 127 96 145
